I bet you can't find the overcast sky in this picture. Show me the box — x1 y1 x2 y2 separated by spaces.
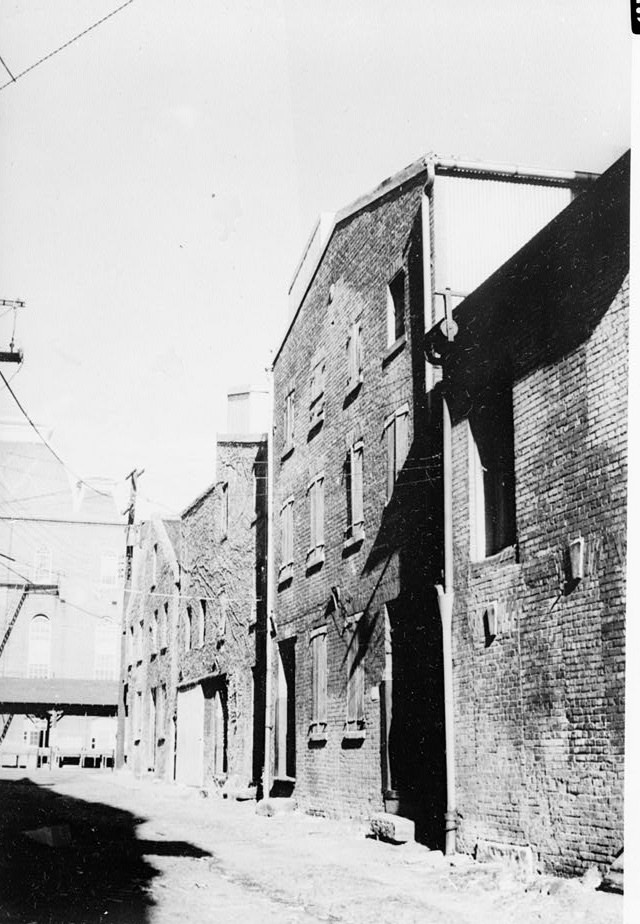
0 0 632 516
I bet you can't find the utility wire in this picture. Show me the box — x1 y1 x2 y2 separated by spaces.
0 0 136 92
0 367 111 498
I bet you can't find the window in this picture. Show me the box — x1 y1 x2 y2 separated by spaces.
159 602 169 651
386 269 406 346
33 548 52 584
151 543 158 587
149 609 158 656
156 684 166 741
199 599 207 647
137 619 144 662
346 615 365 734
100 553 118 587
185 606 193 652
346 321 363 393
28 615 50 678
469 386 516 559
309 359 326 427
310 627 327 739
279 497 294 583
344 442 364 544
283 389 295 453
306 475 324 569
384 405 409 502
94 621 118 680
220 482 229 540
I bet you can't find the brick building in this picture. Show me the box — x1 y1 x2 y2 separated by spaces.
269 155 594 840
119 387 268 793
425 151 628 874
177 415 267 793
0 420 125 769
119 517 181 778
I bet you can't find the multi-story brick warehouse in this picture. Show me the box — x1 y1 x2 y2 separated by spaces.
424 151 629 875
177 419 267 792
269 155 597 841
120 387 269 791
119 517 181 778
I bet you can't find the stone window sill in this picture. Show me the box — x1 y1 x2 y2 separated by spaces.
342 728 366 745
281 443 294 462
308 730 328 745
344 378 363 404
343 524 365 552
278 562 293 586
306 546 325 572
382 333 406 366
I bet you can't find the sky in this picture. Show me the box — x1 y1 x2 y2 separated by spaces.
0 0 632 517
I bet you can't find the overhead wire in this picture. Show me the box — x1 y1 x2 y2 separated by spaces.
0 1 136 92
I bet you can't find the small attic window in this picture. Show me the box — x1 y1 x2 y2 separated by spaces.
386 270 406 347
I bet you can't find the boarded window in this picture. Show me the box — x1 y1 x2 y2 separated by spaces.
386 269 406 346
345 442 364 540
284 389 295 450
346 321 363 391
310 627 327 735
280 498 294 566
309 359 326 426
384 406 410 502
346 616 365 730
308 476 324 551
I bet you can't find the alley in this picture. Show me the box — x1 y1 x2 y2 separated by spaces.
0 769 623 924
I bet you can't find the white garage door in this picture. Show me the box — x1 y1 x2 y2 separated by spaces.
175 684 205 787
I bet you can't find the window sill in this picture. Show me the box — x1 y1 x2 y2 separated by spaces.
150 652 157 661
343 378 363 406
343 524 365 554
342 728 366 748
469 543 519 573
278 562 293 586
382 333 406 366
281 443 294 462
306 546 325 573
308 730 328 745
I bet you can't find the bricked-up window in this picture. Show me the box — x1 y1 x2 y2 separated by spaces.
384 405 409 502
283 389 295 452
279 497 294 582
160 602 169 650
137 619 144 662
151 543 158 587
344 442 364 543
309 359 326 427
310 626 328 737
306 475 324 569
345 615 365 733
156 683 166 741
149 609 158 655
346 320 363 392
386 269 406 346
469 385 516 560
220 482 229 540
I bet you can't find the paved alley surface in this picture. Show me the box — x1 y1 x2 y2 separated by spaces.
0 769 624 924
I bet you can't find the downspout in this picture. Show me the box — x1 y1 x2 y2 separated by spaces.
262 365 275 800
436 388 456 855
422 152 458 853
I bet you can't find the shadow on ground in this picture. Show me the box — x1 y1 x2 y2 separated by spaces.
0 776 210 924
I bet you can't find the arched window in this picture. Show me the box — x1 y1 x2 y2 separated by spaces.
28 615 51 678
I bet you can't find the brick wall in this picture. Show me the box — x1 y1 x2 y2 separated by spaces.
272 173 446 832
445 153 629 874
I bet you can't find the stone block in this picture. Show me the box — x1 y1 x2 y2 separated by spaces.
475 839 534 880
370 812 415 844
256 797 296 817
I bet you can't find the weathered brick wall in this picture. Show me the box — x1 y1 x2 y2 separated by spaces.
272 172 446 829
180 437 267 789
447 155 628 875
121 519 181 780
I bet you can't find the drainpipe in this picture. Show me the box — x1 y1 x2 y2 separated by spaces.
433 288 457 855
262 365 275 800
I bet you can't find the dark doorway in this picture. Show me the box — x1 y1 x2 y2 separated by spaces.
274 639 296 786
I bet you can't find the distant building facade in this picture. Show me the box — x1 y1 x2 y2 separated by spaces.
119 517 181 778
0 420 125 768
269 154 595 839
426 151 628 875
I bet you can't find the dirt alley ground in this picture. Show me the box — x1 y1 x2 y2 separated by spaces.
0 769 626 924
